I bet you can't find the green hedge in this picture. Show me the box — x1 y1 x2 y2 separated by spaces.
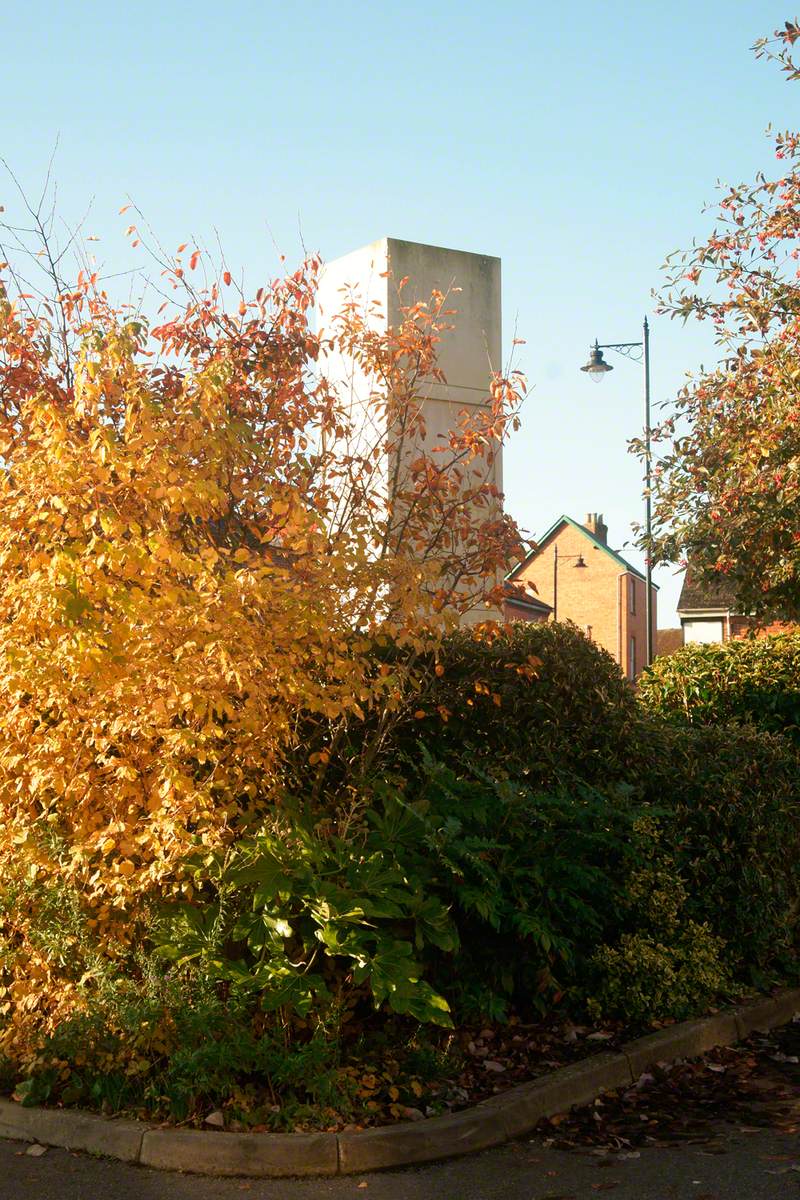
639 632 800 743
396 621 640 787
389 624 800 997
633 719 800 976
7 621 800 1121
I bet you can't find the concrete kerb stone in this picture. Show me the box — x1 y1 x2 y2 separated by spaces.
337 1105 509 1174
0 988 797 1177
733 987 800 1038
140 1127 338 1177
622 1013 740 1079
477 1052 634 1142
772 987 800 1026
0 1098 144 1162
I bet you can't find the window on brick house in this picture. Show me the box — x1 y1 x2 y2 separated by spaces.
628 576 636 614
629 635 636 680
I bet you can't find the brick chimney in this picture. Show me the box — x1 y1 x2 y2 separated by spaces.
585 512 608 544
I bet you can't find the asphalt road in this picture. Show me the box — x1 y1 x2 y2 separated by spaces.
0 1124 797 1200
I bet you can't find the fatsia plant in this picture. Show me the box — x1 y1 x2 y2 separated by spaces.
156 793 458 1027
0 202 525 1053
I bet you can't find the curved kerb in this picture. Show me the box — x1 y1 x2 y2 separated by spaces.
0 988 797 1178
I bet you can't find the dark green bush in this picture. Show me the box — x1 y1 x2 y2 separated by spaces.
400 759 646 1019
153 766 644 1028
590 817 731 1023
639 632 800 743
396 621 640 787
633 719 800 979
286 621 639 800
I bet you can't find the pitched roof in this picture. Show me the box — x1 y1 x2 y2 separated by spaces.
503 580 552 616
677 570 740 613
508 515 657 587
656 627 684 657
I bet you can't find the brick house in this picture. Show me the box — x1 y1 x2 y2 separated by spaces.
502 580 552 623
505 513 658 680
678 571 793 644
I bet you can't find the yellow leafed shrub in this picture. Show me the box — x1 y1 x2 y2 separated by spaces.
0 235 525 1064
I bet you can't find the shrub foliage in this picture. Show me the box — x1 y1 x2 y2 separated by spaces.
390 621 640 786
639 632 800 743
635 720 800 976
0 223 525 1070
2 617 800 1119
0 211 798 1124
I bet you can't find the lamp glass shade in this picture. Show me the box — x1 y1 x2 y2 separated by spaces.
581 343 613 381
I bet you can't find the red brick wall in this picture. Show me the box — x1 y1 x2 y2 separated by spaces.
728 617 796 640
502 600 548 624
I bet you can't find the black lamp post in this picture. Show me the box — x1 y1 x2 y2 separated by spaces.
580 318 653 667
553 543 587 622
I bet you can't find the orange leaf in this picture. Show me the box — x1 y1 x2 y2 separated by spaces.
189 251 200 271
223 270 232 287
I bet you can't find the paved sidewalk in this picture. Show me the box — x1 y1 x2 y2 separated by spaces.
0 1124 797 1200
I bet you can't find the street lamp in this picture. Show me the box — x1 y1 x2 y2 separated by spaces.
580 317 653 667
553 543 587 623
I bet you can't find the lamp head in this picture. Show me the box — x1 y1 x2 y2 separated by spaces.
581 341 613 382
573 555 587 568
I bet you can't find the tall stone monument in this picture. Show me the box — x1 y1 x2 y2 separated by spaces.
316 238 504 621
317 237 502 488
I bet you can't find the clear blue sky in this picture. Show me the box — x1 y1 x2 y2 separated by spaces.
5 1 796 622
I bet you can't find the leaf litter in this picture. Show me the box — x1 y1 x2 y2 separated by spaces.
537 1017 800 1154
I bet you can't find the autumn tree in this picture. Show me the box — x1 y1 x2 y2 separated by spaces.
0 197 525 1054
648 21 800 620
